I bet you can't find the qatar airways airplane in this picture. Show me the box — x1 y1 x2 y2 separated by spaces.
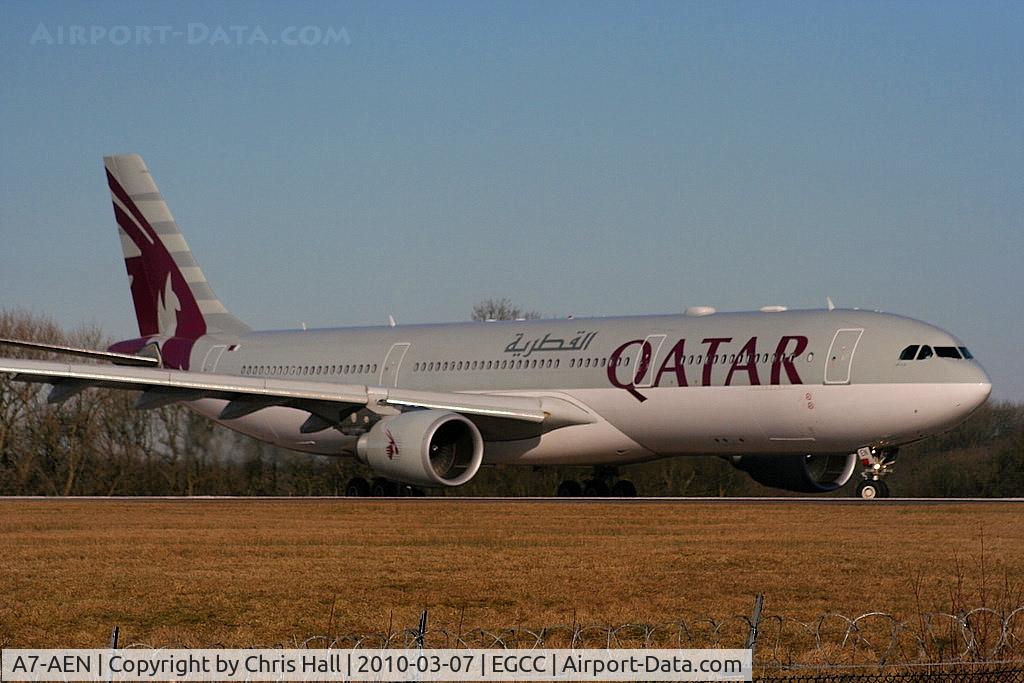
0 155 992 499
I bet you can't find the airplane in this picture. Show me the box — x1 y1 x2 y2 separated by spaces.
0 154 992 499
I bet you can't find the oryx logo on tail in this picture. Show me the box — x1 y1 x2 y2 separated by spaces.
104 154 249 369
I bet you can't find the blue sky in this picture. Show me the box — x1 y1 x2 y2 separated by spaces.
1 1 1022 399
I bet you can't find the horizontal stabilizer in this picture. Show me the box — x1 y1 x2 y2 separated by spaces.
0 337 159 366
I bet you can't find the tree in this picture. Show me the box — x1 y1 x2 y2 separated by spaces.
471 298 541 322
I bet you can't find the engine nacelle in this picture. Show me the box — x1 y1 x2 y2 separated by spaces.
356 410 484 488
730 453 857 493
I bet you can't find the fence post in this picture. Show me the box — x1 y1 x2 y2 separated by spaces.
416 609 428 649
745 594 764 659
108 626 119 683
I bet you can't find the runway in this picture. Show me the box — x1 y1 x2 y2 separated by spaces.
1 495 1022 504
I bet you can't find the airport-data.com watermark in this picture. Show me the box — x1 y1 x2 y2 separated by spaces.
29 23 351 47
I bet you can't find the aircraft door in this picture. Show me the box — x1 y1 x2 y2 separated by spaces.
202 345 227 372
380 343 411 387
634 334 667 388
824 329 863 385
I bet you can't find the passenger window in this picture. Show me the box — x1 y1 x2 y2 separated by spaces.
916 346 933 360
959 347 974 360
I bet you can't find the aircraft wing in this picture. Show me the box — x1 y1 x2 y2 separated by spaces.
0 358 596 433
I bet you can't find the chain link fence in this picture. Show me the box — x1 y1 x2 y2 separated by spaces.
109 605 1024 679
764 670 1024 682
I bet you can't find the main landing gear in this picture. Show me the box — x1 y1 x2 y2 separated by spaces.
345 476 425 497
557 466 638 498
854 447 898 499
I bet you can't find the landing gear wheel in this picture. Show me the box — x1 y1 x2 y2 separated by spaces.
856 479 889 500
397 484 425 497
611 480 637 497
556 480 582 497
345 477 370 497
371 478 398 497
583 479 609 497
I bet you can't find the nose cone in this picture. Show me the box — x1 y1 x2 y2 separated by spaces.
951 364 992 417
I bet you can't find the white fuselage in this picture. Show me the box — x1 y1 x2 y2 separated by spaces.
184 308 992 466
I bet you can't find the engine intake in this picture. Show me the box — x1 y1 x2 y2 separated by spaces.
730 453 857 493
356 410 484 488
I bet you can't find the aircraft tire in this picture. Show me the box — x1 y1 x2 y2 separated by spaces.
556 480 583 497
371 478 398 497
611 480 637 497
856 479 885 500
397 484 425 497
345 477 371 497
583 479 610 497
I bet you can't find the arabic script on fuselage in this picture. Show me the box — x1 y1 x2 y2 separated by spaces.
503 331 597 358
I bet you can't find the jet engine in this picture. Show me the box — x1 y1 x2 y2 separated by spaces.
356 410 484 487
729 453 857 493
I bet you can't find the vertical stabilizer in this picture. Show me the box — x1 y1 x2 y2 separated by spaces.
104 154 249 345
104 154 248 369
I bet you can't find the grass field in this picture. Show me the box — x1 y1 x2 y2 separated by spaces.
1 499 1022 648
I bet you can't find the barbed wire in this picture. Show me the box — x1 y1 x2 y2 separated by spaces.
114 605 1024 670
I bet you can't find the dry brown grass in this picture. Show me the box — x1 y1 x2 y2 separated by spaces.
0 499 1021 648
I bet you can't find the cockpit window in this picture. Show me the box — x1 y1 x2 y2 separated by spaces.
902 344 973 362
899 345 919 361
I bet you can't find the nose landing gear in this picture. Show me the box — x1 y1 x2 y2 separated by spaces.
854 447 898 499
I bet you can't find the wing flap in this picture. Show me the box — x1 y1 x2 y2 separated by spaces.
383 390 547 422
